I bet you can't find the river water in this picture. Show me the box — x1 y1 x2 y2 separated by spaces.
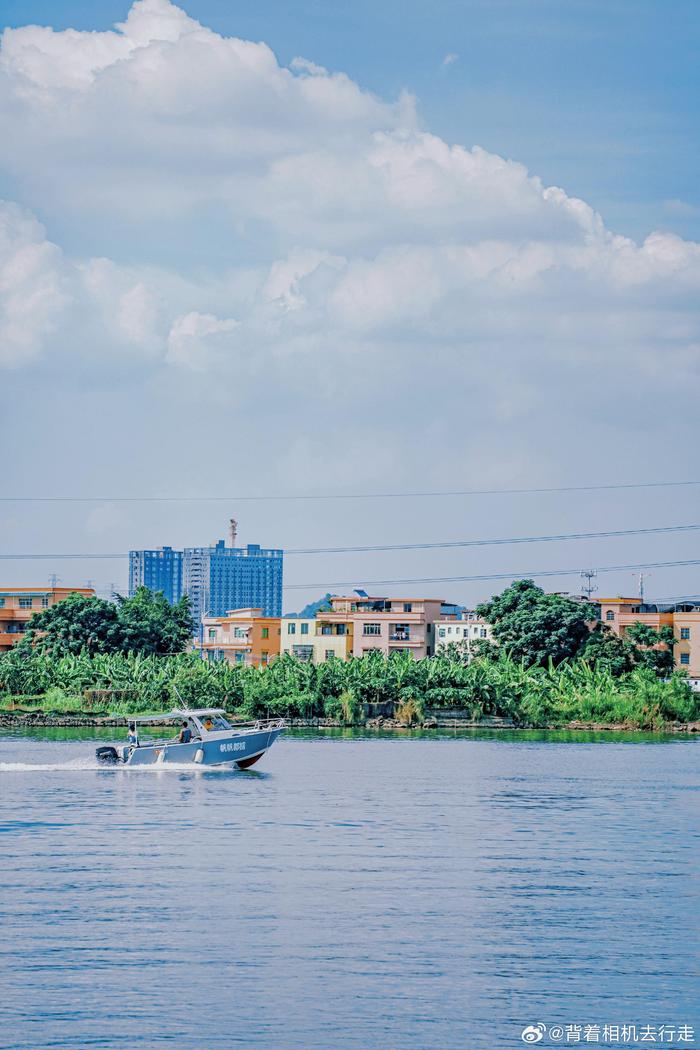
0 727 698 1049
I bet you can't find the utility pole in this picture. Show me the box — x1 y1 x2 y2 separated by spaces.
581 570 598 601
48 573 60 588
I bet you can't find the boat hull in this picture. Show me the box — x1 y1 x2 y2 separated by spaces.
123 727 283 768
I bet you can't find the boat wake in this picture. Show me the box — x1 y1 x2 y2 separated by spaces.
0 758 235 773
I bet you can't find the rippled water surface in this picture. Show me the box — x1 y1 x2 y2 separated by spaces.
0 728 698 1049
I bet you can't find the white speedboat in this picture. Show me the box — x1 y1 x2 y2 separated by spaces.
95 708 284 769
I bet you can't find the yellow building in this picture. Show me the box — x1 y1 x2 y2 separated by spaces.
280 617 353 663
0 586 95 652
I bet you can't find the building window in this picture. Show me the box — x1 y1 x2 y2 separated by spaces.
301 622 309 635
288 623 296 634
680 627 691 640
261 627 269 639
234 628 246 638
606 611 615 621
19 597 33 608
403 603 412 612
40 597 50 608
208 629 217 641
363 623 381 636
390 623 411 641
235 652 245 664
439 628 445 638
480 629 488 638
680 653 690 665
261 652 269 664
0 598 5 608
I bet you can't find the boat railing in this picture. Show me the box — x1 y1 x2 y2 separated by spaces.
231 717 285 732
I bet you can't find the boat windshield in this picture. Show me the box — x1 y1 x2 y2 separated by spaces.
201 714 232 731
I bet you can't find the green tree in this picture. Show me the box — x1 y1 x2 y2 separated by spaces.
23 593 121 656
476 579 597 668
115 588 194 655
24 588 193 657
581 625 634 677
624 621 676 675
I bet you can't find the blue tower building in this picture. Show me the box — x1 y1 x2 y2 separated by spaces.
182 540 283 624
129 523 283 628
128 547 183 605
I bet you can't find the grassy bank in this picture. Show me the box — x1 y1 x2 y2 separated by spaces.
1 647 699 730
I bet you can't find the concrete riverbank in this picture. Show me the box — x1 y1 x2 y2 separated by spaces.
1 711 698 733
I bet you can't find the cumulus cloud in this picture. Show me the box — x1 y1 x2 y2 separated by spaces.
165 311 240 370
0 202 68 367
0 0 698 488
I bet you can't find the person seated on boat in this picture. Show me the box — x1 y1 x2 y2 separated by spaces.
203 716 214 732
178 721 192 744
127 722 139 747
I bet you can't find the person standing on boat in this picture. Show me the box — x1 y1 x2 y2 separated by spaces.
127 722 139 747
178 721 192 744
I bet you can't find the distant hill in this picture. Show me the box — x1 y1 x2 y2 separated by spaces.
284 593 335 618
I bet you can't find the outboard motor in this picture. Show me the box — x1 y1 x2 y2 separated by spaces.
95 746 120 764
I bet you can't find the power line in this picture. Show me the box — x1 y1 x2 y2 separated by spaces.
2 478 700 503
287 523 700 554
1 520 700 561
281 557 700 590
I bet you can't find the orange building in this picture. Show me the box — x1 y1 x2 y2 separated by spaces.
0 586 96 652
599 597 700 680
200 608 281 667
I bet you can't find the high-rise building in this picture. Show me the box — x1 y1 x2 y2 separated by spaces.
128 547 183 605
129 531 283 625
183 541 283 623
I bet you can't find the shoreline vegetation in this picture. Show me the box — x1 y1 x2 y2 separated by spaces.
2 581 699 734
1 647 699 733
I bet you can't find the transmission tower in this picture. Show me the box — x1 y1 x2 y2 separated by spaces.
634 572 651 604
581 569 598 600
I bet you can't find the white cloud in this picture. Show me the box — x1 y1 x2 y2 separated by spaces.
0 0 698 504
0 201 68 367
442 52 459 67
165 311 240 370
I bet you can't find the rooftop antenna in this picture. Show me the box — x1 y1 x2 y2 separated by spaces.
634 572 651 603
229 517 238 548
580 570 598 600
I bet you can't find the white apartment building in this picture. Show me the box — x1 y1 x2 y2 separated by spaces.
434 613 492 656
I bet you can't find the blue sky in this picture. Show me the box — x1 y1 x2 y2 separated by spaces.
0 0 699 608
3 0 699 242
